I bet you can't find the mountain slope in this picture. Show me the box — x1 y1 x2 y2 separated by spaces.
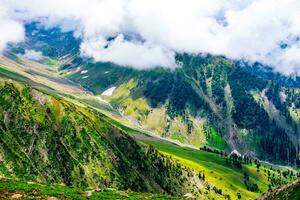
0 23 299 199
64 53 300 166
11 23 300 165
0 75 295 200
0 77 204 197
0 178 178 200
136 134 295 200
259 178 300 200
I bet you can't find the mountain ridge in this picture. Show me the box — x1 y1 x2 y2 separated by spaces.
0 77 203 196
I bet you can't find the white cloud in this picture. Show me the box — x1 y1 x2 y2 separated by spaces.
0 4 24 52
80 34 176 69
2 0 300 74
23 49 43 61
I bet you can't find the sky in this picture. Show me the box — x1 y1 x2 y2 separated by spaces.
1 0 300 74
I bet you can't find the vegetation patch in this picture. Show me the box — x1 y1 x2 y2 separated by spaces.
139 139 294 200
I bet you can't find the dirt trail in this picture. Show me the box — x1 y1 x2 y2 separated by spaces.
132 131 199 150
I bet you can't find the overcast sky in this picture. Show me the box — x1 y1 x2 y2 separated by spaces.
1 0 300 74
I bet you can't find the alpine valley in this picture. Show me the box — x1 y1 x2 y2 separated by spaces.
1 22 300 200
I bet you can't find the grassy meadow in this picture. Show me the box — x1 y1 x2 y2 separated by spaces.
139 138 293 200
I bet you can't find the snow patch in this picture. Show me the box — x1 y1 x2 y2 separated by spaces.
101 86 116 96
279 90 287 103
104 71 109 74
81 70 88 74
74 67 81 73
82 76 89 79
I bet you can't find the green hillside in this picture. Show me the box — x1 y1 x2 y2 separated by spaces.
136 135 295 200
2 23 300 200
65 53 300 166
259 179 300 200
11 24 300 166
0 77 205 197
0 178 178 200
0 64 295 200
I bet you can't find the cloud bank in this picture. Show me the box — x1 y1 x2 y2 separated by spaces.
0 3 24 52
1 0 300 74
23 49 43 61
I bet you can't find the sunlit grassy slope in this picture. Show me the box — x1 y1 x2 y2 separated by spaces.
103 78 227 148
0 77 209 197
138 138 293 200
0 55 119 114
0 55 143 131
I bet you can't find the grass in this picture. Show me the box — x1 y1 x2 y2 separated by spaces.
0 78 197 196
259 179 300 200
0 65 32 83
0 179 178 200
170 132 185 143
207 127 227 150
121 97 149 117
139 139 291 200
43 58 59 68
142 107 167 135
105 79 137 105
0 55 296 200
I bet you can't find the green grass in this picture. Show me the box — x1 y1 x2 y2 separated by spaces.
0 66 31 83
0 179 178 200
170 132 185 143
0 79 197 196
207 127 227 150
66 62 136 94
106 79 137 105
139 139 291 200
44 58 59 68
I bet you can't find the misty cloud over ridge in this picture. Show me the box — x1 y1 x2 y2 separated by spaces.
0 3 24 52
1 0 300 74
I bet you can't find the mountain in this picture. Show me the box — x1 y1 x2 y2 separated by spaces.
1 22 300 199
11 22 300 164
23 22 298 166
10 22 80 59
0 76 208 196
64 52 300 166
1 53 297 199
